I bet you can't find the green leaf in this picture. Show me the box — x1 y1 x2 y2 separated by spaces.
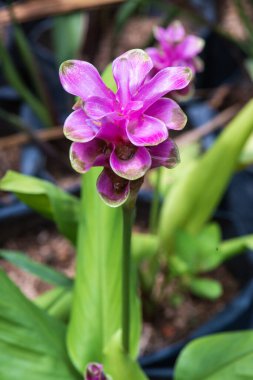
35 287 72 322
159 100 253 254
102 64 117 93
104 331 148 380
220 234 253 261
0 269 81 380
67 168 141 372
0 171 79 243
172 224 221 276
52 12 87 65
189 278 223 300
132 232 158 263
175 331 253 380
0 249 72 287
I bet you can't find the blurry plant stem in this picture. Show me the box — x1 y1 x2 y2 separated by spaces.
7 1 55 125
149 167 161 233
122 204 134 354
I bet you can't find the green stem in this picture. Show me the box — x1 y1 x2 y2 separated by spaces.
149 167 162 233
122 205 134 354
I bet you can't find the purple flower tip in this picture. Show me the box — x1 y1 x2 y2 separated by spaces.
85 363 108 380
60 48 190 206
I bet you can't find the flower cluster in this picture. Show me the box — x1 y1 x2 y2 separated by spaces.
60 49 191 206
146 20 204 97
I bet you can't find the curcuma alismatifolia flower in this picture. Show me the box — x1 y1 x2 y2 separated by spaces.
85 363 108 380
146 20 204 97
60 49 191 206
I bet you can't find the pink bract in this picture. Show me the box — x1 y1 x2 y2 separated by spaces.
85 363 107 380
146 20 205 97
60 49 191 206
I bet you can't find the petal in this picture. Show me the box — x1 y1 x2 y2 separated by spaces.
97 169 130 207
127 115 168 146
97 119 128 143
178 36 205 58
113 56 131 107
145 98 187 130
113 49 153 99
110 146 151 180
84 96 115 119
63 109 99 142
164 21 185 42
70 139 107 173
146 47 165 70
135 67 192 110
59 60 114 100
149 139 179 169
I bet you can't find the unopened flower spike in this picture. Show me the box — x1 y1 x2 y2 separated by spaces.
146 20 205 98
60 49 192 206
85 363 111 380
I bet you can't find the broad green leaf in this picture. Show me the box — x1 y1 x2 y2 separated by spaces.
175 331 253 380
0 270 81 380
0 171 79 243
0 249 72 287
104 331 148 380
67 168 141 372
35 287 72 322
52 12 87 65
102 64 117 93
189 278 223 300
159 100 253 254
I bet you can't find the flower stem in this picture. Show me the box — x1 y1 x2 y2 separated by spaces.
122 205 134 354
149 167 162 233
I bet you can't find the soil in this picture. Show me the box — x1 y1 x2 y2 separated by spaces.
0 221 239 355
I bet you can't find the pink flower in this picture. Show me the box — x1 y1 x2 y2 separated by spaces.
60 49 191 206
146 21 204 97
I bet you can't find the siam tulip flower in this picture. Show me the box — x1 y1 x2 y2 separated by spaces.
60 49 191 206
85 363 109 380
146 20 204 97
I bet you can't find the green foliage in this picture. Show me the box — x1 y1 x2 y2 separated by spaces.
0 249 72 287
0 171 79 243
171 224 221 276
0 270 81 380
104 331 148 380
189 278 223 300
35 287 72 322
159 100 253 254
52 12 87 65
175 331 253 380
67 168 141 373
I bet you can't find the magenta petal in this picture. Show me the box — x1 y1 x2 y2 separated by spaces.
113 56 131 107
97 169 130 207
145 98 187 130
178 36 205 58
110 146 151 180
63 109 99 142
164 21 185 42
113 49 153 99
70 140 106 173
59 60 114 100
84 96 114 119
135 67 192 110
127 115 168 146
149 139 179 169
